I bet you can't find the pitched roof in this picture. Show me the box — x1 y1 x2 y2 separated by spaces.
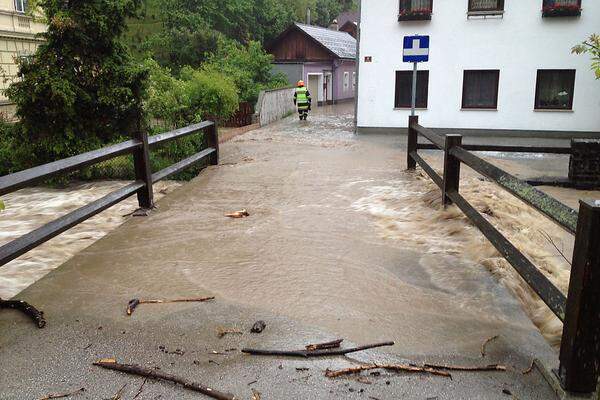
336 11 359 27
294 23 357 60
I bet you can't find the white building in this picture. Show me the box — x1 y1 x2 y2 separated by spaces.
356 0 600 136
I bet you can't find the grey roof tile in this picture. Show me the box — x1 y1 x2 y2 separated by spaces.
295 23 357 60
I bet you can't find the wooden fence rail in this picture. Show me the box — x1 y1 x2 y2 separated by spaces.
407 115 600 395
0 121 219 267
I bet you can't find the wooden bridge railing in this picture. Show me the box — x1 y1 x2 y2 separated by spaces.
407 115 600 395
0 121 219 268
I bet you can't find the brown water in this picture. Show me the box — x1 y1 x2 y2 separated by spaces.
0 181 180 298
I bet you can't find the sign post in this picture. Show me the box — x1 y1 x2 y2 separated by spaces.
403 35 430 116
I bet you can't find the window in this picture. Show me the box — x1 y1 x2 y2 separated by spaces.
343 72 349 91
14 0 26 13
542 0 582 17
395 70 429 109
399 0 433 21
352 72 356 91
534 70 576 110
469 0 504 13
462 70 500 109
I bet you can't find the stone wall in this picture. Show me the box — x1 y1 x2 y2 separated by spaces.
569 140 600 187
255 87 295 127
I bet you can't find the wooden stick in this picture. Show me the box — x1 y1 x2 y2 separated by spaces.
423 363 506 372
126 297 215 315
241 341 394 358
522 359 535 375
1 298 46 328
38 387 85 400
325 364 451 378
480 335 499 357
94 360 237 400
132 378 147 400
306 339 343 351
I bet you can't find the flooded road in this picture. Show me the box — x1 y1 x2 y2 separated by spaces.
0 181 180 298
0 104 568 399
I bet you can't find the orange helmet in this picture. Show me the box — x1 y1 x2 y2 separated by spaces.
297 80 305 87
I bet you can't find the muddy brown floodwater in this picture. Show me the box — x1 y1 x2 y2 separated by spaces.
0 181 180 298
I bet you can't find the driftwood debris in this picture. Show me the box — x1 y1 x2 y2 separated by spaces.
0 298 46 328
241 341 394 358
423 363 506 372
126 297 215 315
225 209 250 219
325 364 451 379
306 339 343 351
94 360 237 400
522 360 535 375
38 388 85 400
217 327 243 338
481 335 499 357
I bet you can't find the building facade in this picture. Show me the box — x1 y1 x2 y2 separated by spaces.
0 0 46 117
268 23 357 105
356 0 600 135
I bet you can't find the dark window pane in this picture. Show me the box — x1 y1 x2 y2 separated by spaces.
462 70 499 109
395 71 429 108
535 70 576 110
400 0 433 12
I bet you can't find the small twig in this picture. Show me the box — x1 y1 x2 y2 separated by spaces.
539 229 572 266
94 360 237 400
38 388 85 400
306 339 343 351
225 209 250 218
0 298 46 328
126 297 215 315
132 378 147 400
111 383 127 400
216 327 243 338
522 360 535 375
325 363 451 378
423 363 506 372
481 335 499 357
251 389 261 400
242 341 394 358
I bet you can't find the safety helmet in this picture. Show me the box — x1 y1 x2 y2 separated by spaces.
297 80 305 87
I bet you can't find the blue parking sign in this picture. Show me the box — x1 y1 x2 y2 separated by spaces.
403 35 430 63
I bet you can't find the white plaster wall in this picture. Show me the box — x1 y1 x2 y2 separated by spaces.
357 0 600 133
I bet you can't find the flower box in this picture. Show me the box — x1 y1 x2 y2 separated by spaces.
542 3 581 17
398 8 432 21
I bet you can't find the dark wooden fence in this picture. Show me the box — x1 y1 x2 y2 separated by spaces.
407 115 600 395
207 102 254 128
0 121 219 268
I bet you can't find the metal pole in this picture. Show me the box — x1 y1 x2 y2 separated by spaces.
411 61 417 116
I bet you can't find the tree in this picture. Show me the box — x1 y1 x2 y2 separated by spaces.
572 34 600 79
6 0 147 165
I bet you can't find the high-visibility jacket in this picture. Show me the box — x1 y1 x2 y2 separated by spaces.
294 87 311 110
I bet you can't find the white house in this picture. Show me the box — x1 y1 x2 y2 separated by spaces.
355 0 600 136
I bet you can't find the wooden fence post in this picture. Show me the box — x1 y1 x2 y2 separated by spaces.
558 199 600 394
132 121 153 209
442 134 462 206
407 115 418 170
206 122 219 166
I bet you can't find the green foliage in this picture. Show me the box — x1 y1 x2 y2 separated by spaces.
5 0 147 168
572 34 600 79
145 59 239 129
204 38 288 104
0 199 4 212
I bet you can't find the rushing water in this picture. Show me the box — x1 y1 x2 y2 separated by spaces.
0 181 180 298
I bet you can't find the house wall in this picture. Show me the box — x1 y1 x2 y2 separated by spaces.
357 0 600 134
269 29 332 61
334 60 357 101
272 63 303 86
303 62 331 103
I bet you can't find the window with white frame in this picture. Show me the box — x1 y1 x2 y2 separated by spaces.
15 0 27 13
343 72 350 91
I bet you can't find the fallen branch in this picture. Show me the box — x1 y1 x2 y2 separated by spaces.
225 210 250 219
306 339 343 351
38 388 85 400
0 298 46 328
126 297 215 315
241 341 394 358
132 378 147 400
217 327 243 338
522 360 535 375
94 360 237 400
481 335 499 357
325 364 451 378
423 363 506 372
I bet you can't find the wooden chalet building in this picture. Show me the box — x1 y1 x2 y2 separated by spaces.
267 22 357 105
